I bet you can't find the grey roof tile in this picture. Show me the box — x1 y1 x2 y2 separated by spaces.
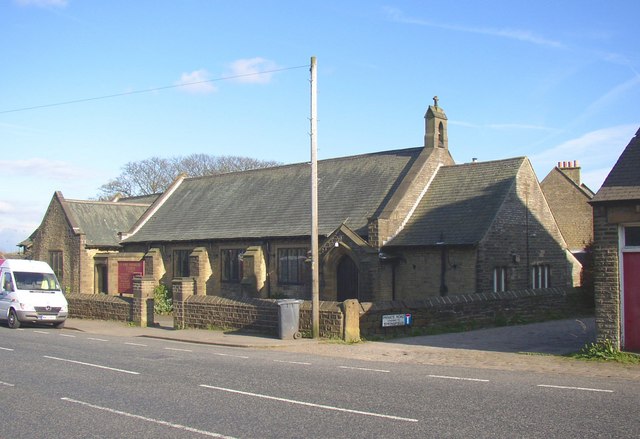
66 201 151 247
124 148 422 243
386 157 525 246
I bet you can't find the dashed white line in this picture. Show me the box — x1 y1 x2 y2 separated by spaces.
338 366 390 373
0 346 14 351
87 337 109 342
165 347 193 352
33 330 50 335
212 352 249 359
537 384 613 393
428 374 490 382
1 381 15 387
61 398 236 438
59 333 76 338
200 384 419 423
273 359 312 365
44 355 140 375
125 342 147 347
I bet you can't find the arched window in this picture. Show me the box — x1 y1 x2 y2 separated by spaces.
438 122 444 147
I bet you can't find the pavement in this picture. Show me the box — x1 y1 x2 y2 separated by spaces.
62 316 640 381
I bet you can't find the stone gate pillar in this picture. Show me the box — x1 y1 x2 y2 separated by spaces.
133 274 156 327
342 299 361 342
173 277 195 329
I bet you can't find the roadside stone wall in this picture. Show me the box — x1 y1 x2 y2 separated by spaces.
176 296 345 338
66 292 133 322
299 301 343 338
359 287 592 338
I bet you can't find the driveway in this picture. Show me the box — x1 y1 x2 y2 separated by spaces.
389 317 596 355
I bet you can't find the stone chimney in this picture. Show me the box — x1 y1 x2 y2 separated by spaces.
557 160 581 185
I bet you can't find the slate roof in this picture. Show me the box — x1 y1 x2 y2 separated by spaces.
122 148 422 243
65 200 151 247
591 128 640 203
386 157 525 246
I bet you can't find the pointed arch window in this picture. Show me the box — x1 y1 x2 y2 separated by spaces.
438 121 444 147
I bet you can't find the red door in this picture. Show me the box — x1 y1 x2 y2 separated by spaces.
623 252 640 352
118 261 144 295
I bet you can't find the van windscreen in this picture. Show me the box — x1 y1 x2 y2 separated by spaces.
14 272 61 291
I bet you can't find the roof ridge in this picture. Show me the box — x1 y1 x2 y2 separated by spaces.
185 146 425 182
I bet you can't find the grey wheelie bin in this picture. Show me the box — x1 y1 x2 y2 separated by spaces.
277 299 302 339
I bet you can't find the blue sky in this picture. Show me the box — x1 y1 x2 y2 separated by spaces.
1 0 638 252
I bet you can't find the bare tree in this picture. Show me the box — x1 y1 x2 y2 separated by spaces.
98 154 280 199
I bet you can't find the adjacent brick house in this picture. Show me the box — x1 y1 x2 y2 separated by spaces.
119 100 580 301
541 161 595 255
590 128 640 352
30 192 154 294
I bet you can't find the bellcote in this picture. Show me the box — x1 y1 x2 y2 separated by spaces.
424 96 448 149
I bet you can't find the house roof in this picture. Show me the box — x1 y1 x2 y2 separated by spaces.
64 199 151 247
386 157 525 246
114 193 161 204
122 148 422 243
591 128 640 203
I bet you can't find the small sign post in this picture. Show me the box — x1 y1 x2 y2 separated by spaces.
382 313 412 328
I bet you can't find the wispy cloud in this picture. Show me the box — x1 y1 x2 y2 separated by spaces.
225 58 279 84
0 201 14 214
529 124 638 191
14 0 68 7
0 158 91 180
175 69 217 94
384 7 564 48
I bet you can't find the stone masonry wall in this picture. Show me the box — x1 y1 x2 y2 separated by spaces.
592 205 621 346
359 287 591 338
67 292 133 322
477 162 575 293
540 169 593 251
177 296 344 338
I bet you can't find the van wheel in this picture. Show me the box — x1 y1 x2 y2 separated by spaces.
8 309 21 329
53 321 65 329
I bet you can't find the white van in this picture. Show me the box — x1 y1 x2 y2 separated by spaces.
0 259 68 329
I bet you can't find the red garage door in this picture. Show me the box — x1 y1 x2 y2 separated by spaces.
623 252 640 352
118 261 144 294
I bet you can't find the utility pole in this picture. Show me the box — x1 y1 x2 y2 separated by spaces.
310 56 320 339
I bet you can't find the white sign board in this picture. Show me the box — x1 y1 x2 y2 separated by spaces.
382 314 406 327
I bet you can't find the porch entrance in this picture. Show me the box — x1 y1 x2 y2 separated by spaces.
337 255 358 302
623 251 640 352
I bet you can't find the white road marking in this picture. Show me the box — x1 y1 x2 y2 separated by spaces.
59 333 76 338
87 337 109 342
164 347 193 352
61 398 236 438
200 384 419 423
212 352 249 359
1 381 15 387
338 366 390 373
44 356 140 375
0 346 14 351
537 384 613 393
428 374 490 382
34 330 49 334
125 342 147 347
273 359 312 365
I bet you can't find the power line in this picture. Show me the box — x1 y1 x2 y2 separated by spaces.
0 64 310 115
